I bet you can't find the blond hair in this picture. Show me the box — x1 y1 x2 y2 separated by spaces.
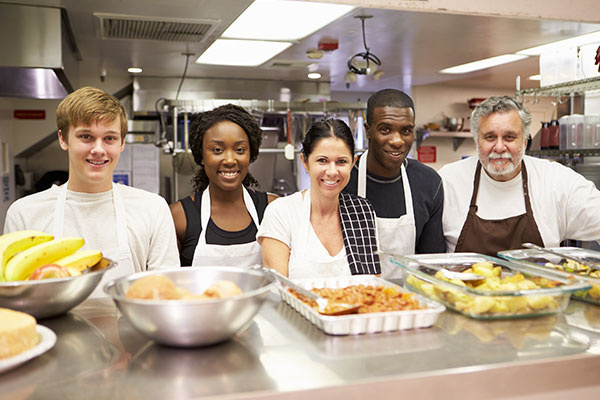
56 86 128 142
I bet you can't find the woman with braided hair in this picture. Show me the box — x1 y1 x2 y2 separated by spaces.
170 104 277 266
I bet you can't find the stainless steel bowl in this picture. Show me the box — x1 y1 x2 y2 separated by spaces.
0 258 115 319
103 266 275 347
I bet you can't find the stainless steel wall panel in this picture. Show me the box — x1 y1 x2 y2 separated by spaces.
0 4 62 69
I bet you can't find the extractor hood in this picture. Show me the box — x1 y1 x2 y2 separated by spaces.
0 3 72 99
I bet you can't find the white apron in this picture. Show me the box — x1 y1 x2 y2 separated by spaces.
288 190 352 279
358 150 416 278
191 186 262 267
53 182 134 297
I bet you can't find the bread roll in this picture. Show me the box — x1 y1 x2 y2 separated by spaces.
126 275 180 300
0 308 39 359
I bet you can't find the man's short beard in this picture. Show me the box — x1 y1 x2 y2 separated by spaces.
477 144 525 179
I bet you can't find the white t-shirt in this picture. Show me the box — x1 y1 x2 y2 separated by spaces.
471 167 526 219
257 191 350 279
4 184 180 273
439 155 600 252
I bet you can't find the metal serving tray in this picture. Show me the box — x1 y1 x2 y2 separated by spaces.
385 253 591 320
498 247 600 306
277 275 445 336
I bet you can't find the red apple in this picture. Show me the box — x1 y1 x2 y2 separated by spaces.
28 264 71 280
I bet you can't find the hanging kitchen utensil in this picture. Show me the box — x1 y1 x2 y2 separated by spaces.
284 108 294 160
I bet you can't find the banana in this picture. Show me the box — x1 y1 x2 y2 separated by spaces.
0 230 54 281
4 237 85 281
53 250 103 272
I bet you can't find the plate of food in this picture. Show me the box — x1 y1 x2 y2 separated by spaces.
0 308 57 374
498 247 600 305
278 275 445 335
386 253 591 319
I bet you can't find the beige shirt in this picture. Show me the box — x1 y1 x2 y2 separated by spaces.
4 184 180 272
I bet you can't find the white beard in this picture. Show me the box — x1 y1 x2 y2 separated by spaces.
478 146 525 179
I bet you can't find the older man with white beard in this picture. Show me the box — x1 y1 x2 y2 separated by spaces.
438 96 600 255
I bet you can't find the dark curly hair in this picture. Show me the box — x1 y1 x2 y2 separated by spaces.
189 104 263 192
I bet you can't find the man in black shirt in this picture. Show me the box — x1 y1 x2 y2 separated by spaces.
343 89 445 271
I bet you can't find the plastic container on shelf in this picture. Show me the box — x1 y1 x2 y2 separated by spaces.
540 122 550 150
549 119 560 149
567 114 585 149
559 115 570 150
583 114 600 149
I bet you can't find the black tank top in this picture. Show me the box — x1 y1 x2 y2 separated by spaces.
179 188 268 266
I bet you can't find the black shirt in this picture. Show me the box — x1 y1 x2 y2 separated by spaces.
178 188 269 266
343 156 446 254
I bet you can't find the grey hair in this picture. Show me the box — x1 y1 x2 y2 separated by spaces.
470 96 532 142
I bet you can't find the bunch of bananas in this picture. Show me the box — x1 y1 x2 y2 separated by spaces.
0 231 102 282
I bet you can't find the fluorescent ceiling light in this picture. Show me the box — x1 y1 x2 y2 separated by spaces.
127 67 143 73
222 0 354 41
528 74 541 81
196 39 292 66
307 72 321 79
517 30 600 56
440 54 529 74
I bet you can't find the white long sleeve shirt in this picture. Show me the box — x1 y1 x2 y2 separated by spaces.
439 156 600 252
4 184 180 272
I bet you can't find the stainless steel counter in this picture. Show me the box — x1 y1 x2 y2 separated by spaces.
2 293 600 400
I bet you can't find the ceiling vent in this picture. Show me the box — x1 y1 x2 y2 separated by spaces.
266 60 317 69
95 13 220 42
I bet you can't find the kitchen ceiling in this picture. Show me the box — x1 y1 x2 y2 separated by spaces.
5 0 600 95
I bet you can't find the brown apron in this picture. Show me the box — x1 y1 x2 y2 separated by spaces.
455 161 544 256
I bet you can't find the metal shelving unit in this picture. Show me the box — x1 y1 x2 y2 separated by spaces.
518 76 600 159
516 76 600 98
527 148 600 158
416 129 472 151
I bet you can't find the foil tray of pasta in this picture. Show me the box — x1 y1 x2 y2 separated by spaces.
277 275 445 336
498 247 600 306
386 253 591 320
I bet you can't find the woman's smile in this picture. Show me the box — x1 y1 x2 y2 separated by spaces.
202 121 250 193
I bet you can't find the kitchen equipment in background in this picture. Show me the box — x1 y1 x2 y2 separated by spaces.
442 115 465 132
549 119 559 149
272 178 294 196
468 98 485 109
567 114 585 150
249 127 280 191
583 115 600 149
284 109 294 160
559 115 569 150
541 122 549 150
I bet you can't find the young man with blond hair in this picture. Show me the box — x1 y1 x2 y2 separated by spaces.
5 87 179 294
